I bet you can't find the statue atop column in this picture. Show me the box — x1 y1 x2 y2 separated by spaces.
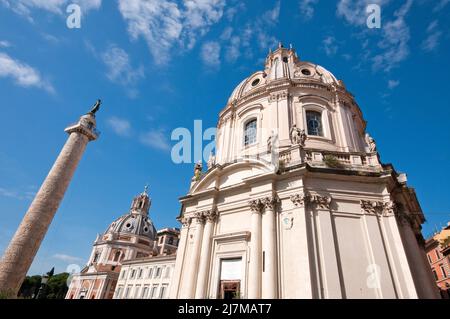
88 99 102 116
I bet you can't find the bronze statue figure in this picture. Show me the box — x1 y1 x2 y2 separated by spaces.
89 99 102 115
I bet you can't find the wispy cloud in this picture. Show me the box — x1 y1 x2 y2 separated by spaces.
100 44 144 97
387 79 399 89
322 35 339 56
433 0 450 12
219 1 280 65
106 116 132 137
372 0 412 72
52 253 83 263
0 52 55 93
117 0 225 65
140 129 171 152
299 0 319 21
0 0 102 21
336 0 413 73
337 0 390 26
0 187 35 201
421 20 442 52
201 41 221 68
0 40 11 48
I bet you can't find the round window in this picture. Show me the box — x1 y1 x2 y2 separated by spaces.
126 223 131 228
251 78 260 87
282 56 289 63
301 69 311 76
143 227 149 233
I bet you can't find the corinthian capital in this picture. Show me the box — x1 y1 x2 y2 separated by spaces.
308 194 332 210
360 200 396 217
249 199 265 213
180 217 192 228
262 195 280 211
193 211 206 224
203 208 218 223
290 193 308 207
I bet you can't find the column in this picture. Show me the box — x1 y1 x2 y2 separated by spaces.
0 112 99 296
195 209 218 298
183 212 205 298
169 217 191 298
262 196 279 299
248 199 263 299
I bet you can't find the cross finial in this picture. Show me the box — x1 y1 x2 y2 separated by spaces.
144 184 149 194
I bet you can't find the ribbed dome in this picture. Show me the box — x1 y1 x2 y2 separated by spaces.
104 189 157 241
228 44 339 104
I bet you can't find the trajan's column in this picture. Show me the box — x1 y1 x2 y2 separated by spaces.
0 100 101 296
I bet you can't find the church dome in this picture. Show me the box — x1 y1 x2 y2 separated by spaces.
104 188 157 241
227 43 340 104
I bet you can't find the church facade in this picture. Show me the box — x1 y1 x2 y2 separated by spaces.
66 188 179 299
169 44 440 299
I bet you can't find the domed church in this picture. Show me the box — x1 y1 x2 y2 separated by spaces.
66 188 162 299
169 44 440 299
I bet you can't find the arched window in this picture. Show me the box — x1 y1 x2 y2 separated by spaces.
306 111 323 136
244 119 257 146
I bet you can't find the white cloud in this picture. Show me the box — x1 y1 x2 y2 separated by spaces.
1 0 101 21
101 44 144 86
52 253 83 263
219 1 280 64
337 0 390 26
140 130 171 151
421 20 442 52
0 187 35 201
201 41 221 68
0 52 55 93
387 79 399 89
299 0 319 21
322 36 338 56
107 116 131 137
117 0 225 65
372 0 412 72
0 40 11 48
433 0 450 12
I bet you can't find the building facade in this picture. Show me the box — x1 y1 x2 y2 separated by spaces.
113 255 176 299
169 44 440 299
66 188 159 299
425 223 450 298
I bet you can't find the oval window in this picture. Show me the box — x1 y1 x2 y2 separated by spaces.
301 69 311 76
251 78 260 86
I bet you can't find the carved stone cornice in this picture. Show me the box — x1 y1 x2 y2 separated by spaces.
269 90 288 102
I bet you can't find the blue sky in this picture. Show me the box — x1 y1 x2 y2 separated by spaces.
0 0 449 275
